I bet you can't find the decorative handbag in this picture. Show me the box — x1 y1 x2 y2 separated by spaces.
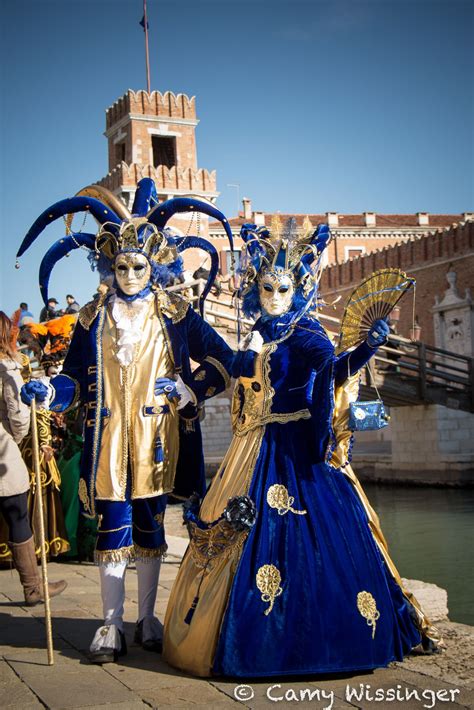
349 399 389 431
348 362 390 431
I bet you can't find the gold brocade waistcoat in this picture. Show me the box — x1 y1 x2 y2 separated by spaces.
95 300 179 500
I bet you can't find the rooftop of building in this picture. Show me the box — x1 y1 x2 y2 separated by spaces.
210 210 469 230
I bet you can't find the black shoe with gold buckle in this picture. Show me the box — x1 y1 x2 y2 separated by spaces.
89 625 127 664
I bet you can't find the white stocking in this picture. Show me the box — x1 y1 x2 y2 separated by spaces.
136 558 161 622
99 561 127 632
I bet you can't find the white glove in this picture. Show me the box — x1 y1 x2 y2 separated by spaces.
238 331 264 353
175 374 197 410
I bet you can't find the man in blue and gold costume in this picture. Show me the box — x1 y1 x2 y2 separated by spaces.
19 179 234 663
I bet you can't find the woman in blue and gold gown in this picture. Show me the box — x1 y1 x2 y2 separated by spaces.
164 221 440 678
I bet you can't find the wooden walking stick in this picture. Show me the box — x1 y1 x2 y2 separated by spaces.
30 397 54 665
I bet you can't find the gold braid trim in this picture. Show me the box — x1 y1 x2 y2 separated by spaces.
89 304 107 518
133 522 164 534
203 356 231 390
97 524 132 534
119 365 131 496
134 542 168 561
235 409 311 437
156 295 175 369
94 545 135 565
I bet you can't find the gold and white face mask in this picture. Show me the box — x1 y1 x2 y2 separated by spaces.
113 252 151 295
258 270 295 317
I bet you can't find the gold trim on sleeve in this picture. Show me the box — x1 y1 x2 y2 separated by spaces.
256 564 283 616
203 356 231 389
97 524 132 534
357 591 380 639
266 484 307 516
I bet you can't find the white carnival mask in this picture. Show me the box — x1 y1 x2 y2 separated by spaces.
113 252 151 295
258 270 295 317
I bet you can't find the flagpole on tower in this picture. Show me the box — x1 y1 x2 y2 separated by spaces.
143 0 151 92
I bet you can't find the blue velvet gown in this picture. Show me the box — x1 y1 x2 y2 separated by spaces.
164 313 425 678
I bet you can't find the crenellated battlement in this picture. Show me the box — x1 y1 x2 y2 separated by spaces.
98 162 216 195
106 89 196 128
321 221 473 292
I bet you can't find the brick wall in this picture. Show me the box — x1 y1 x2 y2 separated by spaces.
320 221 474 346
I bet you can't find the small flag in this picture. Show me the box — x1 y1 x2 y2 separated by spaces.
139 15 149 31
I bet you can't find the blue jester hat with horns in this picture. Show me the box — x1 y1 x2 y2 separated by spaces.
17 178 234 315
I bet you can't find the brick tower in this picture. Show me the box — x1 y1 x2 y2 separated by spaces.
97 89 218 211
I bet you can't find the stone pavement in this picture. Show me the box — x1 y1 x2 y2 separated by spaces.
1 506 473 709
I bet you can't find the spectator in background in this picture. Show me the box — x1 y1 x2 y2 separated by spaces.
10 303 34 350
0 311 67 605
39 298 59 323
19 303 34 323
64 294 80 314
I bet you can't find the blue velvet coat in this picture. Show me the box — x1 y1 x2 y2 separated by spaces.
49 293 233 518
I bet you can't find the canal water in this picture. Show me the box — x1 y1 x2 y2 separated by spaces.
362 483 474 627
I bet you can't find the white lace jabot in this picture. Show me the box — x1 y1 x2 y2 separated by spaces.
110 294 153 367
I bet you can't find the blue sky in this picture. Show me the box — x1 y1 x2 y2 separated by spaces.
1 0 473 318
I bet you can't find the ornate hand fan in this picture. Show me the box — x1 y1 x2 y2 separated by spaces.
336 268 415 354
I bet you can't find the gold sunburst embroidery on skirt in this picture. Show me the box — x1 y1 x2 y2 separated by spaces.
256 564 283 615
357 591 380 639
266 484 307 516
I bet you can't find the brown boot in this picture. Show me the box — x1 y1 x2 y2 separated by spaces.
10 536 67 606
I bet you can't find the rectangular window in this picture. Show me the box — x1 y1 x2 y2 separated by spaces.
115 142 126 164
344 246 366 261
152 136 177 168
